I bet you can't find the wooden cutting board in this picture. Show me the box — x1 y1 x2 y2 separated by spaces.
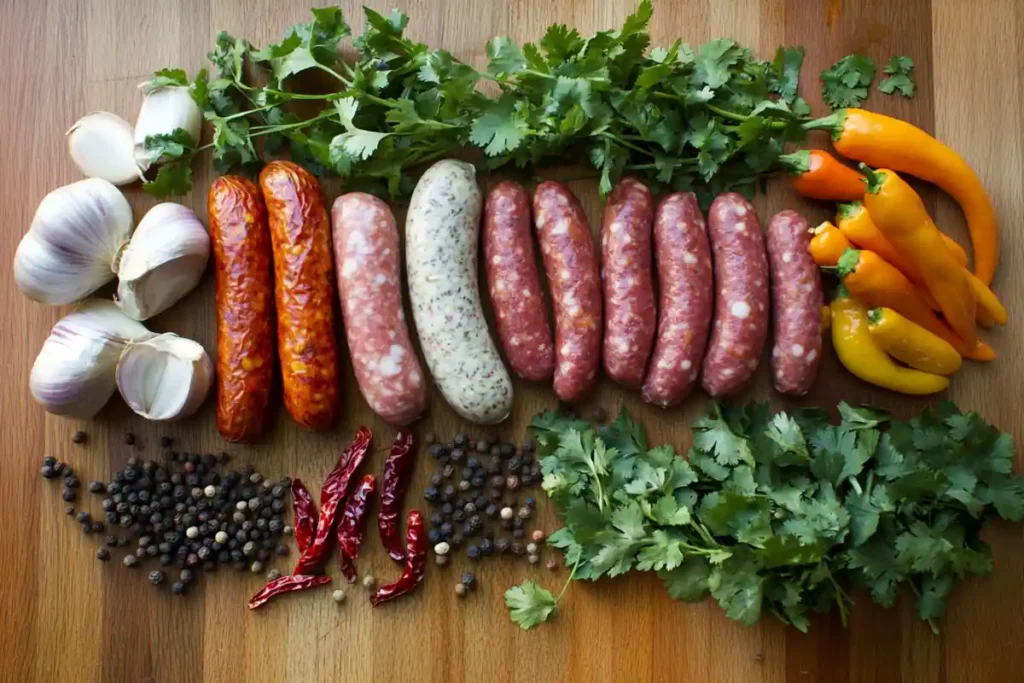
2 1 1022 681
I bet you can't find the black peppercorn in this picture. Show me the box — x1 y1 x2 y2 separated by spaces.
460 570 476 588
450 448 465 464
489 474 505 489
467 545 480 559
495 537 510 554
510 541 524 556
64 476 80 489
43 456 57 467
64 505 75 516
148 570 165 585
275 544 289 557
428 443 445 458
428 529 442 545
90 522 105 534
96 548 110 561
423 486 439 502
71 430 87 445
124 432 136 445
430 512 444 527
440 522 454 538
441 503 454 516
171 581 186 595
160 436 172 448
480 538 493 556
62 489 77 502
512 528 525 539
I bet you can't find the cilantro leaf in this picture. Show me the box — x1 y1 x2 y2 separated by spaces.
694 39 741 90
879 55 915 98
768 46 804 103
470 96 530 156
708 550 764 625
660 556 712 601
821 54 876 108
143 68 189 94
693 403 754 467
142 161 192 197
486 36 526 75
505 581 558 629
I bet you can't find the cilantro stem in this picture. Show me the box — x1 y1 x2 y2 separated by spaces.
315 62 353 87
601 133 656 158
557 555 583 601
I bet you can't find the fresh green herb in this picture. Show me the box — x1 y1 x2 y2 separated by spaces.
821 54 876 108
878 56 915 98
507 401 1024 633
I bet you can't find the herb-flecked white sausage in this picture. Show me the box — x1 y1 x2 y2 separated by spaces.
405 159 513 424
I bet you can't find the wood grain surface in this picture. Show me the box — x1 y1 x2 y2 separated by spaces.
2 1 1023 682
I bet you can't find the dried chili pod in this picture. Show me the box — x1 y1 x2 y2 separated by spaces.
378 429 416 563
290 478 318 554
370 510 426 606
337 474 376 583
293 427 372 574
248 574 332 610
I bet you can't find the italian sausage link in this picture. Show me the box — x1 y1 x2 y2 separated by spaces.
332 193 427 426
483 181 555 382
767 210 823 395
406 160 513 424
701 192 770 397
208 176 275 442
641 192 713 407
601 177 656 389
533 181 602 403
259 161 339 431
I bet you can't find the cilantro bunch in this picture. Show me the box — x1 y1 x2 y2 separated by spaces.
506 402 1024 633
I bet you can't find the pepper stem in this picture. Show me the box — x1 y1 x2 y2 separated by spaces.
778 150 811 175
835 201 861 220
836 248 862 279
866 307 883 325
833 282 851 300
802 109 848 141
859 164 886 194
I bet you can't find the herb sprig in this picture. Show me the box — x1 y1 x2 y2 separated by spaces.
507 402 1024 633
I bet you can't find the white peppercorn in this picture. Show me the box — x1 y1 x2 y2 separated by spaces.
362 575 376 590
332 589 347 603
214 531 228 544
186 526 199 539
526 542 538 555
434 541 450 556
500 506 514 520
204 485 216 498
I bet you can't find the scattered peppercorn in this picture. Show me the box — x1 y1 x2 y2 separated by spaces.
467 545 480 559
62 489 77 502
71 430 87 445
362 575 376 591
435 554 449 567
528 554 540 565
531 529 545 543
96 548 110 561
160 436 173 448
546 558 559 571
455 583 467 597
124 432 136 446
460 571 475 588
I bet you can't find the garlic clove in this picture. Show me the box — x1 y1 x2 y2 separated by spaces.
115 203 210 320
66 112 143 186
116 333 213 421
30 299 154 418
15 179 134 305
133 85 202 172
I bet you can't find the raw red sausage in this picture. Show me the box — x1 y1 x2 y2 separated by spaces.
767 210 823 395
331 193 427 425
701 193 770 397
483 181 554 382
208 176 275 442
641 193 713 407
260 161 339 431
601 177 656 389
533 181 602 403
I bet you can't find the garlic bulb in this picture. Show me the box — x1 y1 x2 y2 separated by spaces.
15 179 133 305
116 333 213 421
66 112 142 185
30 299 154 418
134 85 202 171
116 203 210 320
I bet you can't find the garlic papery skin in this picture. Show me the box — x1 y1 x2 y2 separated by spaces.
133 85 202 171
14 179 134 305
115 203 210 320
116 333 213 421
66 112 143 186
30 299 154 418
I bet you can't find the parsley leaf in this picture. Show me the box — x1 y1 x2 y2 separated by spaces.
821 53 876 108
142 161 193 197
505 582 558 629
879 55 916 97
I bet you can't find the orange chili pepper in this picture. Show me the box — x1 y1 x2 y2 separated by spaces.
808 221 850 266
861 167 978 347
806 108 999 284
779 149 865 201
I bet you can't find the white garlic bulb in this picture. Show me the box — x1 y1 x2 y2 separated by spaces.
134 85 202 171
30 299 154 418
14 179 133 305
116 203 210 320
116 333 213 421
66 112 142 186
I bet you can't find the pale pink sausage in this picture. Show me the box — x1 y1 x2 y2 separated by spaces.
641 193 713 407
483 181 555 382
331 192 427 425
601 178 656 389
701 193 770 397
767 210 822 395
533 181 602 404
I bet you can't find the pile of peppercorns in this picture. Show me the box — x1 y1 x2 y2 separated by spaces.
421 432 555 585
41 432 293 597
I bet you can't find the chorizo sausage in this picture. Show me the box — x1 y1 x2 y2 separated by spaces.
208 176 275 443
601 177 656 389
767 210 823 395
641 192 713 407
533 181 602 403
332 192 427 426
259 161 339 431
405 159 513 424
483 180 555 382
701 193 770 397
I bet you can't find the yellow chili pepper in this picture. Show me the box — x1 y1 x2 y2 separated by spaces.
808 221 851 267
830 287 949 395
861 167 978 348
866 307 962 376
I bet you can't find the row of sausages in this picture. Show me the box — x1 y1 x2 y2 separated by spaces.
206 159 823 441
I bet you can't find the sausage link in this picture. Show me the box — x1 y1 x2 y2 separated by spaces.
208 176 275 442
767 210 823 395
332 193 427 425
641 193 713 407
601 178 656 389
483 181 554 382
533 181 602 403
701 193 770 397
259 161 339 430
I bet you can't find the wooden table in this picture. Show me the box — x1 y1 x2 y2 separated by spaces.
2 1 1023 681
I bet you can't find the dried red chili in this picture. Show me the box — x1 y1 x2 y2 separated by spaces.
378 429 416 563
293 427 372 574
248 574 332 610
290 478 317 554
370 510 427 607
337 474 376 583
